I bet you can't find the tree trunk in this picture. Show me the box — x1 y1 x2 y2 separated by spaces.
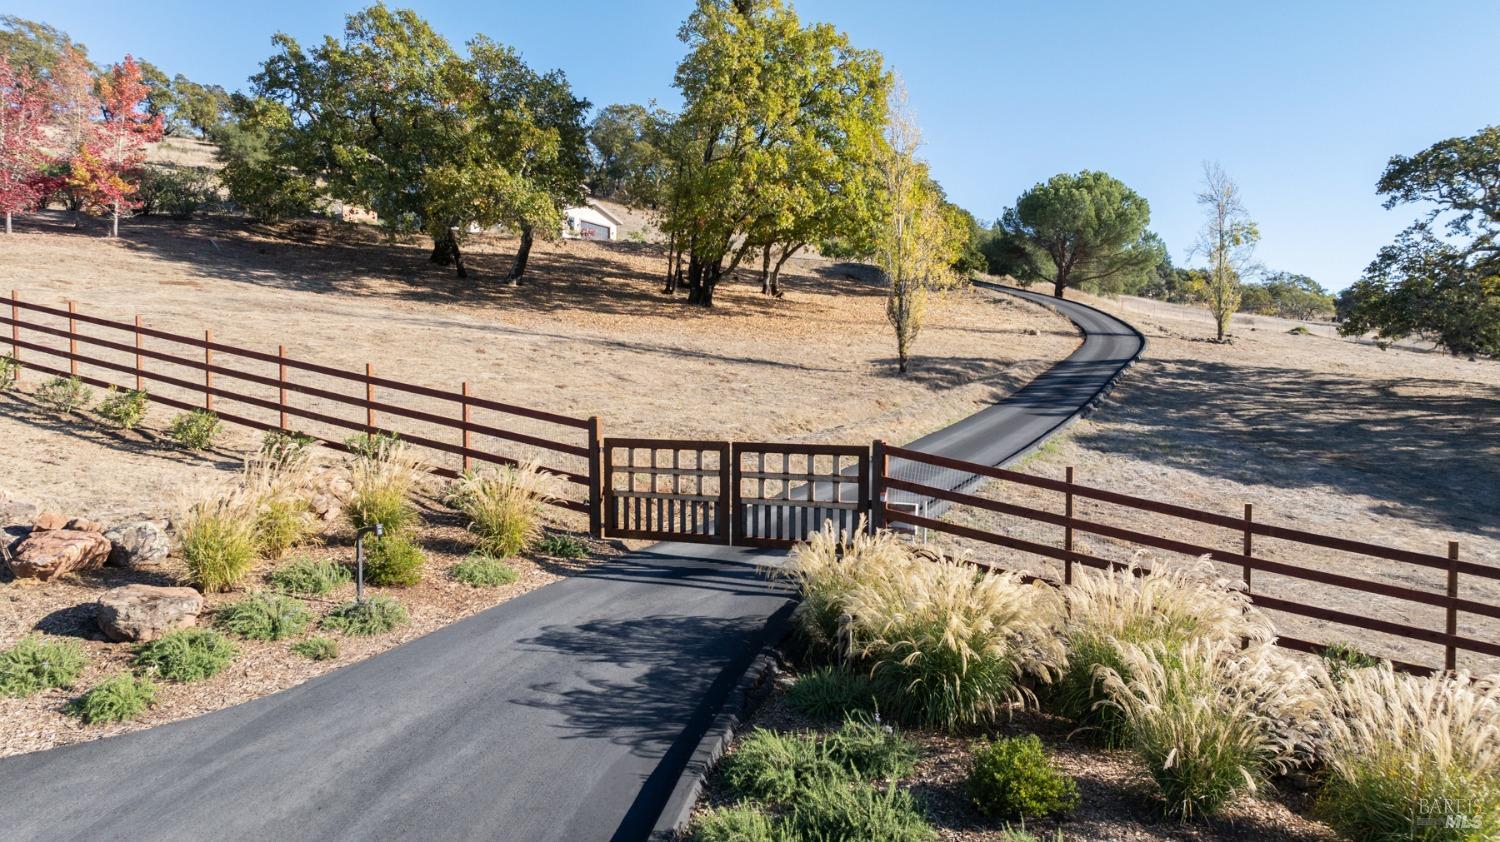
1052 271 1067 299
664 231 678 293
759 244 772 295
506 224 534 285
430 231 456 266
111 202 119 238
5 212 10 234
769 243 799 298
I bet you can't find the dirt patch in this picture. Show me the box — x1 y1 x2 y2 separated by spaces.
0 212 1077 517
936 284 1500 674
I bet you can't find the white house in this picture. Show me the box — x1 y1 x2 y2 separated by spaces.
562 201 621 241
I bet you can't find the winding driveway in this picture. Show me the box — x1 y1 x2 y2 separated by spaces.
0 286 1142 842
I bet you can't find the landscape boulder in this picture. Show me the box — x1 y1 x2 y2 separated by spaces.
31 511 69 532
6 529 112 581
64 516 105 534
104 521 172 568
96 585 203 642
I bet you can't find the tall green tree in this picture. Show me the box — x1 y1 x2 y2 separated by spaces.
996 170 1161 299
1339 125 1500 357
587 103 672 205
662 0 889 307
242 5 577 281
1192 162 1259 341
0 16 87 78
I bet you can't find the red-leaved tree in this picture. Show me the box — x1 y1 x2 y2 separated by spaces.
72 55 162 237
0 57 52 234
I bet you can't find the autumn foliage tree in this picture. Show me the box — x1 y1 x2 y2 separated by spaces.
67 56 162 236
0 56 50 233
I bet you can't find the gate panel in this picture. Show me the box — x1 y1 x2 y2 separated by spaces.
734 443 870 548
603 438 730 544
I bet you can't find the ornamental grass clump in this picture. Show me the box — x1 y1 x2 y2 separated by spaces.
243 455 318 559
291 636 339 661
450 553 519 587
447 462 558 558
1097 638 1325 820
178 487 260 593
780 522 1063 730
786 666 878 721
68 674 156 724
0 636 87 697
1053 558 1273 745
788 779 935 842
841 549 1063 731
1316 667 1499 842
345 441 425 537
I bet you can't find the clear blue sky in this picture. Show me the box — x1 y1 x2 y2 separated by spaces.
11 1 1499 290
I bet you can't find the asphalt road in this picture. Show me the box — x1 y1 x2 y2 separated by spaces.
0 286 1142 842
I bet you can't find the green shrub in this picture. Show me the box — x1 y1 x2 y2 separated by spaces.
268 557 351 595
825 714 919 782
214 592 312 641
68 674 156 724
179 492 259 592
688 806 784 842
137 164 215 220
363 533 425 587
0 636 88 697
965 734 1079 820
787 667 877 721
35 375 92 414
536 533 588 559
1321 642 1384 686
291 636 339 661
168 409 221 450
321 596 408 636
96 387 149 430
133 628 236 683
788 779 935 842
0 352 17 389
995 825 1064 842
447 463 558 558
720 728 848 804
450 553 519 587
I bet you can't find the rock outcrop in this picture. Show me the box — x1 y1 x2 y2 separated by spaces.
6 529 112 581
104 521 172 568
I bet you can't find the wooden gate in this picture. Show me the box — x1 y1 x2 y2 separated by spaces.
603 438 730 543
733 443 871 548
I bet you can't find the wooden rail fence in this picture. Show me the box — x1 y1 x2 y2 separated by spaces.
4 291 1496 675
1 291 601 523
875 442 1499 675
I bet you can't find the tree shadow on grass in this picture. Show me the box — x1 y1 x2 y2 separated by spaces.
1080 357 1500 537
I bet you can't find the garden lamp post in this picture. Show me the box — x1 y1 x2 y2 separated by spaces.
354 522 383 603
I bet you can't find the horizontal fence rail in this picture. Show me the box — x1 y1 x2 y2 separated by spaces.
2 292 597 517
875 442 1499 676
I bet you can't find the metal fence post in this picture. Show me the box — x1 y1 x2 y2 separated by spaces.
133 315 144 391
588 415 603 539
203 330 213 411
1446 541 1460 672
1064 466 1075 586
277 345 288 430
67 300 77 376
1242 504 1254 592
870 439 887 533
460 381 472 473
